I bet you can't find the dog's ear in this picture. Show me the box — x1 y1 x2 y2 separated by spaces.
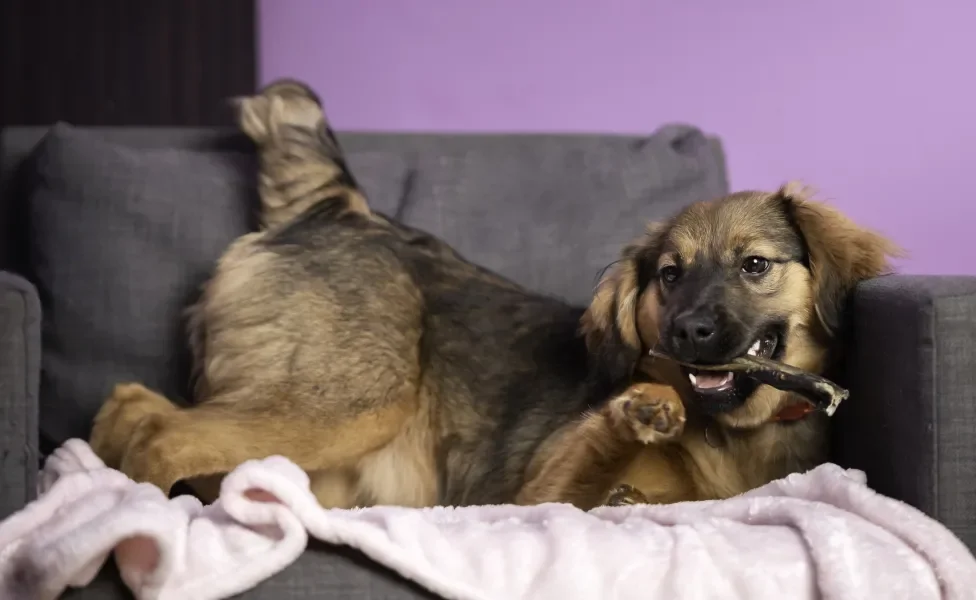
778 182 903 337
581 224 666 383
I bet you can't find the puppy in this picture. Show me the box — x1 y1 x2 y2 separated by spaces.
518 183 901 507
89 79 899 510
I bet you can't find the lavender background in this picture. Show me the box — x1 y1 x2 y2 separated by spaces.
258 0 975 275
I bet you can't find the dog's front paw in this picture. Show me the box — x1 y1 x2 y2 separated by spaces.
607 382 685 444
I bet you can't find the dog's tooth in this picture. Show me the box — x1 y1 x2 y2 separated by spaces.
688 373 698 386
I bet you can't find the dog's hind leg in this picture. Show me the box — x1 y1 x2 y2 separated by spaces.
90 381 419 503
89 383 178 471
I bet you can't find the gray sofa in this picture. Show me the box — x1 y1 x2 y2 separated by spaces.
1 123 975 599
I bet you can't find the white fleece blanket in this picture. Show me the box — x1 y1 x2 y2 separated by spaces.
1 440 974 600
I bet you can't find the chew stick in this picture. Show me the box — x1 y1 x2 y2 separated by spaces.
647 348 849 416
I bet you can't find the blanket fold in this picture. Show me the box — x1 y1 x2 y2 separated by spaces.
1 439 973 600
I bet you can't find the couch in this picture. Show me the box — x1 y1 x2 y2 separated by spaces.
1 122 974 599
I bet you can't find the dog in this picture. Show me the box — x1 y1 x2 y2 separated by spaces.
517 179 902 506
88 79 900 510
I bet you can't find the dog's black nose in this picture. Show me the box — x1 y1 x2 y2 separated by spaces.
671 311 720 362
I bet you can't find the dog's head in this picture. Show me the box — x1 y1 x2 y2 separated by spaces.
583 183 902 427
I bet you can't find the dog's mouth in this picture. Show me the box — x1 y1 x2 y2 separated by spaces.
680 327 784 414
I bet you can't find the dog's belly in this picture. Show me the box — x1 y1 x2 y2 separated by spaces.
354 407 438 507
306 469 358 508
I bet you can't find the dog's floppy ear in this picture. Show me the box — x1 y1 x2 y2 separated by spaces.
581 224 666 383
778 182 903 337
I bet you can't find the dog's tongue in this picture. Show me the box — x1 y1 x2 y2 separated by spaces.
695 372 733 389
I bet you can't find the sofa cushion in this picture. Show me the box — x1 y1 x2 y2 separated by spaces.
349 126 729 306
0 272 41 521
834 275 976 550
23 124 410 444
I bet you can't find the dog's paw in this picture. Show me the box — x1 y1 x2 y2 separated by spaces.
89 383 174 468
606 483 649 507
607 382 686 444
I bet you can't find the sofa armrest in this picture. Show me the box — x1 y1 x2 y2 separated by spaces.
832 274 976 548
0 271 40 521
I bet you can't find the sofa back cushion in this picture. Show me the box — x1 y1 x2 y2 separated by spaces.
339 127 728 305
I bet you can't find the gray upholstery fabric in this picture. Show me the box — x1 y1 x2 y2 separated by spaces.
0 127 413 273
0 272 40 522
2 127 250 274
832 274 976 550
0 126 728 289
396 125 726 305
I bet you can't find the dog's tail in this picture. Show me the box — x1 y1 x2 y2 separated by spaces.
234 79 370 228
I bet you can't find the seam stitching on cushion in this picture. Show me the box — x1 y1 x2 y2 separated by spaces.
930 299 940 520
14 285 31 507
928 294 975 525
20 287 28 505
929 292 976 301
2 274 40 509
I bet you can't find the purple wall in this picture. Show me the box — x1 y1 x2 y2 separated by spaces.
259 1 976 275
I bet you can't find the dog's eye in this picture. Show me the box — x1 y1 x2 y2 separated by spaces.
741 256 770 275
659 265 681 284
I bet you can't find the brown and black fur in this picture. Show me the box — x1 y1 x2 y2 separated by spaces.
89 79 901 510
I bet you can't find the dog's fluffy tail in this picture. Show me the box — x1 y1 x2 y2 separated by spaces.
235 79 370 228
